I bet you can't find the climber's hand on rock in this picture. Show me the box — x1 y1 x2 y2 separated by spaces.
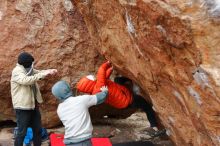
106 60 113 68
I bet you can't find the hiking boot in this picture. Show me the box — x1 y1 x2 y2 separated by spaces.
12 127 18 139
141 127 156 135
41 128 49 142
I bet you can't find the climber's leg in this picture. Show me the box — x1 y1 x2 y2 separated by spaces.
132 94 157 127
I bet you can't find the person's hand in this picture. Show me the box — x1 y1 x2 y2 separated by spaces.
105 60 113 69
109 67 113 71
106 60 111 66
44 69 57 76
100 86 108 92
48 69 57 75
46 69 57 75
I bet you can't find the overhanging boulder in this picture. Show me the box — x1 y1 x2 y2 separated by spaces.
72 0 220 145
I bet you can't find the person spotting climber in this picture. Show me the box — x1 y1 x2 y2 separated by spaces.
76 61 166 137
51 80 108 146
11 52 57 146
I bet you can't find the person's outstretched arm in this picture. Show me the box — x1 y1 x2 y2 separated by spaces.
95 86 108 105
12 69 57 85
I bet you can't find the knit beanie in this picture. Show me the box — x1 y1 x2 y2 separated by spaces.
18 52 34 68
52 81 73 101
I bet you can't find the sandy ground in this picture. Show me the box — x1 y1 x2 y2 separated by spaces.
0 112 173 146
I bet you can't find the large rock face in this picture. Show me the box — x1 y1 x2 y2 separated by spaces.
0 0 102 127
1 0 220 145
0 0 137 128
72 0 220 145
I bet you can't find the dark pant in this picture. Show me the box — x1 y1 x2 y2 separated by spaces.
14 109 42 146
130 94 157 127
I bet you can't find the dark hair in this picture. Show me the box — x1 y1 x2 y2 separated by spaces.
114 76 132 85
18 52 34 68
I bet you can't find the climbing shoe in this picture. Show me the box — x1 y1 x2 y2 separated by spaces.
148 129 166 138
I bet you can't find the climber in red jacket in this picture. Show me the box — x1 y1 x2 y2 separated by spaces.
77 61 133 109
76 61 166 137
